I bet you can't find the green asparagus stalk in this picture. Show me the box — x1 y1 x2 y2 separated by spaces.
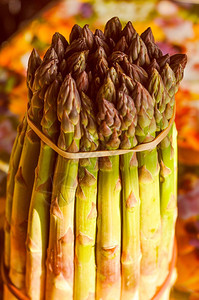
157 125 177 286
157 57 186 286
26 78 61 300
4 48 42 270
3 49 41 300
133 82 161 300
96 98 122 300
117 89 140 300
46 74 81 300
4 117 27 269
74 92 99 300
9 49 58 290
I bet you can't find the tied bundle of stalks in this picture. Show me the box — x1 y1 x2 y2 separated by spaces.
4 18 186 300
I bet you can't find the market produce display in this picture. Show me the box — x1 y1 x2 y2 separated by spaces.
3 17 186 300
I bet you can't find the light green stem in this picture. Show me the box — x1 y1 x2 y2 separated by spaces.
96 155 121 300
46 155 79 300
74 157 98 300
26 142 57 300
9 127 40 290
138 148 161 300
4 117 27 269
158 124 178 285
120 152 140 300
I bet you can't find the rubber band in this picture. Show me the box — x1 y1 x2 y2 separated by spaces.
1 239 177 300
27 104 176 159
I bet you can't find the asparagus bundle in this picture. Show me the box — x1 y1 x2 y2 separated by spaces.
4 17 187 300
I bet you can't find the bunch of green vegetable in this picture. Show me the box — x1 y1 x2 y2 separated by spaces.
4 17 186 300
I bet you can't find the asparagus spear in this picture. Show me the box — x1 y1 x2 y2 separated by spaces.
4 48 41 270
4 117 27 270
46 74 81 300
74 92 99 300
26 78 61 300
96 98 121 300
157 57 186 285
9 49 58 290
117 89 140 300
133 82 161 300
157 125 177 286
3 49 41 300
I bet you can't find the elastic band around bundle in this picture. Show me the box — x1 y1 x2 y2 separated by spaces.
27 104 176 159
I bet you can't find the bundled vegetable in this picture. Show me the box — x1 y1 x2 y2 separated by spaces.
4 17 186 300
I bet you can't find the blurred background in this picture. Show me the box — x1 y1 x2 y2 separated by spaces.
0 0 199 299
0 0 53 45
